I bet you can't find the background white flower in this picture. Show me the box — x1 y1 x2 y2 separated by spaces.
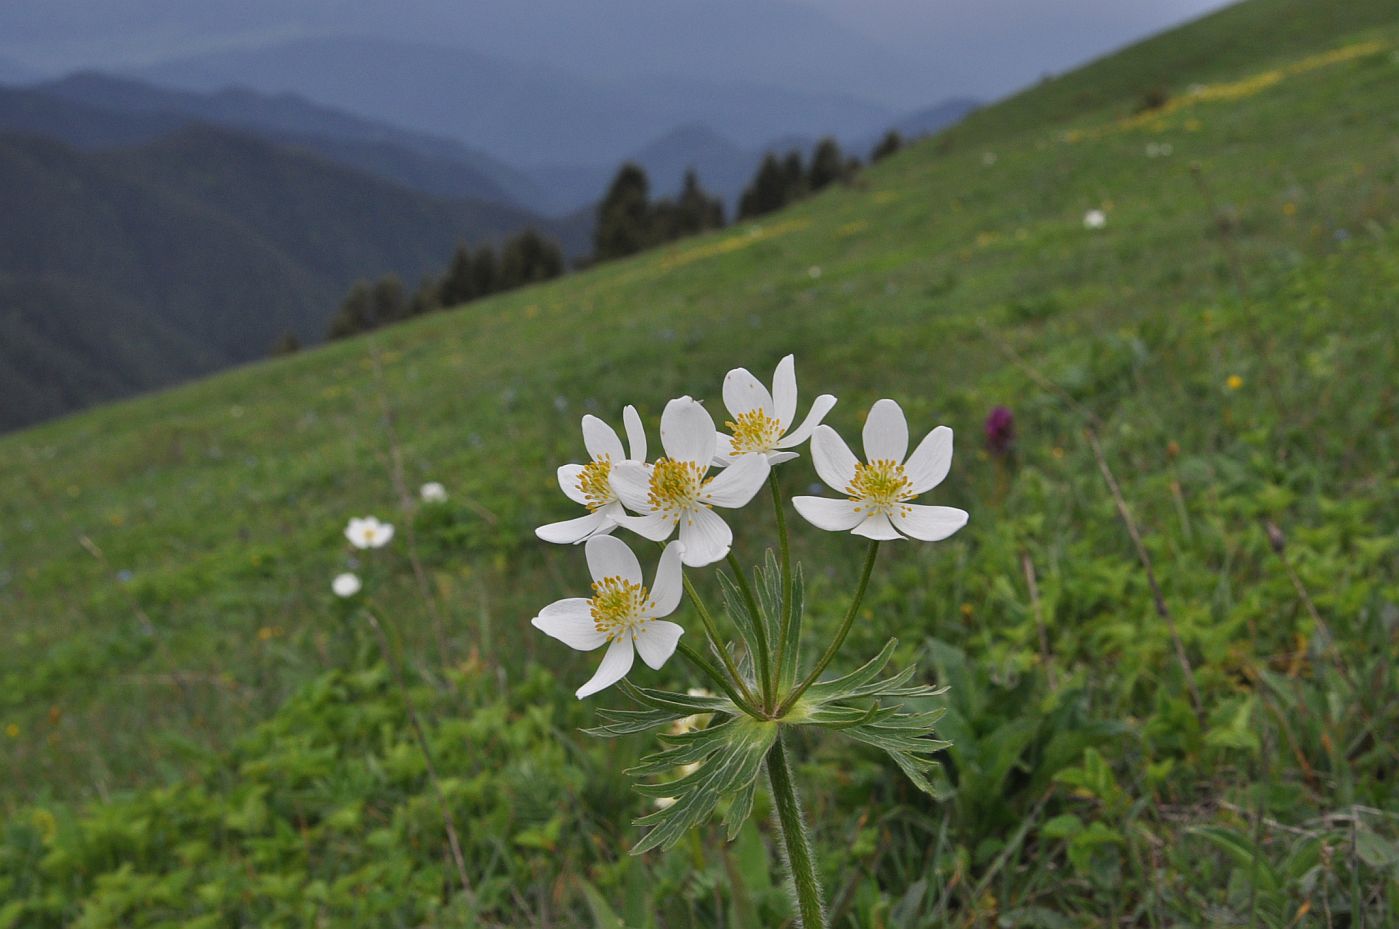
793 398 968 542
531 536 686 698
714 354 836 465
1083 209 1107 229
611 396 770 566
332 573 362 597
345 516 394 549
536 406 647 544
420 481 448 503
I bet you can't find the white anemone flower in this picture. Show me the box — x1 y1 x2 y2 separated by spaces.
531 536 685 699
332 573 362 597
611 396 770 567
1083 209 1107 229
420 481 448 503
536 406 647 544
345 516 394 549
714 354 836 466
793 399 969 542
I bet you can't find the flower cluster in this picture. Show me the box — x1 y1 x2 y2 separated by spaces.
531 355 968 698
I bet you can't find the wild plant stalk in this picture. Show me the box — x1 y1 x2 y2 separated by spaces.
1085 427 1205 723
1020 551 1058 690
369 346 452 667
362 608 478 907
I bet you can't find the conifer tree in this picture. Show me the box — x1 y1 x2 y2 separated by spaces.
471 245 498 298
370 275 407 326
808 137 847 191
677 168 725 234
594 163 653 261
437 243 476 307
781 150 808 203
871 129 903 162
328 280 371 339
738 153 788 219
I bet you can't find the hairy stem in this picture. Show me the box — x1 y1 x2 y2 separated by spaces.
779 540 879 716
726 551 773 708
767 733 827 929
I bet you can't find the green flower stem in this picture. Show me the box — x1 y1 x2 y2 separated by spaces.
766 732 827 928
676 640 762 719
725 551 774 707
682 573 760 708
770 471 794 687
778 539 880 717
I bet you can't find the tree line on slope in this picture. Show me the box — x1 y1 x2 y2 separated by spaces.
317 131 905 344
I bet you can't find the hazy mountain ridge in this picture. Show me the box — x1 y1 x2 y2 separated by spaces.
131 35 895 166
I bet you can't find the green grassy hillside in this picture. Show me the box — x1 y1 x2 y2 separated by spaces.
1 0 1396 924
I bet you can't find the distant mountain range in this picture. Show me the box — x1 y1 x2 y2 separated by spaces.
130 35 897 168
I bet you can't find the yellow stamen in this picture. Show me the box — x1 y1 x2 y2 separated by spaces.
647 458 710 515
590 575 657 641
726 409 784 455
846 458 914 517
577 456 615 510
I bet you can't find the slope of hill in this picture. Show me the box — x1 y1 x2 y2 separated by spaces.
1 0 1396 925
0 126 583 432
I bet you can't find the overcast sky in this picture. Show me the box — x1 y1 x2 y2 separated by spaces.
801 0 1237 98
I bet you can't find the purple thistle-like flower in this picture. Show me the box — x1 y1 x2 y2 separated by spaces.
985 406 1015 456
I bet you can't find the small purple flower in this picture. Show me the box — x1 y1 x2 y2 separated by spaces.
985 406 1015 456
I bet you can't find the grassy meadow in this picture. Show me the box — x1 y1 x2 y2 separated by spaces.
2 0 1397 924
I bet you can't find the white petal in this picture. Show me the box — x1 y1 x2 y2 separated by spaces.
863 399 908 463
767 451 800 465
576 636 635 698
614 511 677 542
660 396 717 467
904 426 953 494
585 534 643 584
649 541 685 616
712 432 735 467
581 415 626 462
778 394 837 448
622 405 647 462
771 355 797 427
722 367 774 419
702 452 770 508
557 463 589 505
535 511 612 544
634 620 684 670
811 425 858 491
532 598 607 651
677 507 732 567
791 496 864 532
373 524 395 547
852 512 902 540
892 504 968 542
609 461 653 512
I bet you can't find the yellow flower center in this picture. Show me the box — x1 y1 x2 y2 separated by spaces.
726 410 784 455
363 527 377 543
647 458 709 515
846 459 914 515
590 575 656 641
577 456 615 510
